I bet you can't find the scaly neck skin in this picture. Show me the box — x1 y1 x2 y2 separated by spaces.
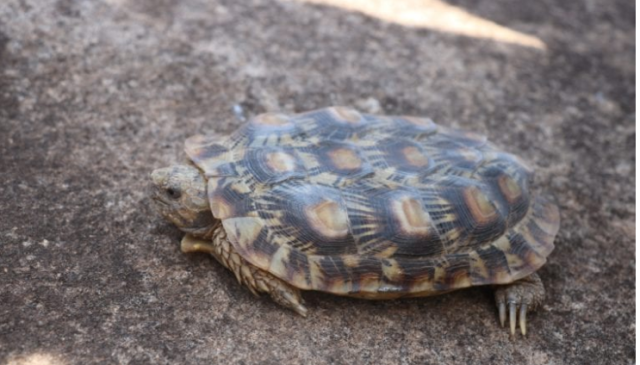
184 221 217 241
181 221 228 268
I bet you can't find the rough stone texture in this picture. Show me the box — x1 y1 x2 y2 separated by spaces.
0 0 634 364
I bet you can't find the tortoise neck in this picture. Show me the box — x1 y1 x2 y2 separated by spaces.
185 219 221 241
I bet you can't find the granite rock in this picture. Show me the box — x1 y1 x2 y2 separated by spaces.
0 0 634 364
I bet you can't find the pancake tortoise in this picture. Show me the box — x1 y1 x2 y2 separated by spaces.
150 106 560 336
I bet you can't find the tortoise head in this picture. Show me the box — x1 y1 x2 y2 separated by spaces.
150 164 216 238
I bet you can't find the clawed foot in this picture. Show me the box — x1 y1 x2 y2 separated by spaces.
494 273 545 336
254 270 308 317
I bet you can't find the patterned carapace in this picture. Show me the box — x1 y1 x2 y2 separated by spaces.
184 107 559 299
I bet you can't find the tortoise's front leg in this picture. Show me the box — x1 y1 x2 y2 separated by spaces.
494 272 545 336
181 234 308 317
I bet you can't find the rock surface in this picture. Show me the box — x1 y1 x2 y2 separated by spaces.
0 0 634 364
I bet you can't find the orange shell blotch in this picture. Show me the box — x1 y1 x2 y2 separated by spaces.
305 199 350 239
463 187 498 224
332 107 362 124
392 196 432 236
402 146 430 167
497 174 522 203
328 148 362 170
382 259 403 282
265 151 298 173
253 113 291 126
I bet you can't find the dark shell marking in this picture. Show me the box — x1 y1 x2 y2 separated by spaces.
186 107 559 297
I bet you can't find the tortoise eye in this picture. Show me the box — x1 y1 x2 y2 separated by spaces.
166 187 181 199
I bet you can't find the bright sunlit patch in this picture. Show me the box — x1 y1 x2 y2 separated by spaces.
5 353 66 365
297 0 547 50
103 0 127 6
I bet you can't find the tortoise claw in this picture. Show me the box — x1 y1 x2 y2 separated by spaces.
494 273 545 337
292 302 309 317
509 302 517 335
520 304 528 336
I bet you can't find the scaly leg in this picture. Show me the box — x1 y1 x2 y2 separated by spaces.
181 233 308 317
494 272 545 336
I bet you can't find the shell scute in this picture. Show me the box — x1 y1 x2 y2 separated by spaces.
254 182 358 256
341 181 444 257
241 147 307 184
436 125 488 147
419 176 508 252
377 138 434 174
292 107 376 141
207 177 256 219
305 140 375 184
230 112 306 147
384 115 438 138
185 135 236 176
473 153 532 226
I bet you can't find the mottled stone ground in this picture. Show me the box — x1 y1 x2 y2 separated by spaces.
0 1 634 364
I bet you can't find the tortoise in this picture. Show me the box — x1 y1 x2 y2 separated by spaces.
150 106 559 335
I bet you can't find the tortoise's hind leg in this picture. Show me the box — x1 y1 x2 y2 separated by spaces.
251 265 308 317
494 272 545 336
181 234 308 317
